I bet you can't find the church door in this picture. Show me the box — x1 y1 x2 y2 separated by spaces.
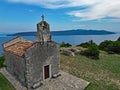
44 65 49 79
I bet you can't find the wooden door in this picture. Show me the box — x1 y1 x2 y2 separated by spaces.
44 65 49 79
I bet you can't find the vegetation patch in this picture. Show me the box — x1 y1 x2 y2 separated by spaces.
0 55 5 68
0 73 15 90
77 40 96 48
76 40 100 59
81 43 99 59
99 37 120 54
0 56 15 90
60 42 72 47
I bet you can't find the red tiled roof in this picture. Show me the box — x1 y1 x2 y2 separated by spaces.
4 41 36 57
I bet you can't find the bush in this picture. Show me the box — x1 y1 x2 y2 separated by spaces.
117 36 120 41
99 40 113 51
81 43 100 59
99 40 120 54
0 55 5 68
107 41 120 54
60 42 72 47
77 40 97 48
77 42 90 48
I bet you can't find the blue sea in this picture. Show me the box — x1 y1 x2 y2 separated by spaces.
0 34 120 55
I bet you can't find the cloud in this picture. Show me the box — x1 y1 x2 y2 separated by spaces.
68 0 120 20
6 0 120 21
6 0 102 9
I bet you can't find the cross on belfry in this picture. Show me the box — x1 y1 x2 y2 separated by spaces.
41 15 44 21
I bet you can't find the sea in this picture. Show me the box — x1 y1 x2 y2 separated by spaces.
0 33 120 56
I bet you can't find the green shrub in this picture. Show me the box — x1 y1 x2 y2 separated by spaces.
77 40 97 48
81 43 100 59
117 36 120 41
107 41 120 54
77 42 90 48
99 40 113 51
0 55 5 68
99 40 120 54
60 42 72 47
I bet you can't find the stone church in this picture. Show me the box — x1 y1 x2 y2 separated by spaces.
3 16 60 89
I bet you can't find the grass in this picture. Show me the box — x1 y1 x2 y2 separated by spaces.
0 72 15 90
60 51 120 90
0 55 15 90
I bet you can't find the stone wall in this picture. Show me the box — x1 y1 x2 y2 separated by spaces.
5 51 26 86
24 41 60 88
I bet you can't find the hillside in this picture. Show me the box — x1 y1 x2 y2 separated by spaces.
7 29 116 36
60 50 120 90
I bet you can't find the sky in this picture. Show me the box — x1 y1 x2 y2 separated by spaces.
0 0 120 33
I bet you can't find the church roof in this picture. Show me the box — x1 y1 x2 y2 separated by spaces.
4 41 36 57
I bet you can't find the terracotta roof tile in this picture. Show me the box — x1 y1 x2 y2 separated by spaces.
4 41 36 57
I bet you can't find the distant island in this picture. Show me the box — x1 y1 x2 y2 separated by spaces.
8 29 116 36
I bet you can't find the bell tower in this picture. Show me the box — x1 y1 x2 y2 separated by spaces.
36 15 51 42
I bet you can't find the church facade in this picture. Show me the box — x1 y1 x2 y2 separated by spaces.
3 16 60 89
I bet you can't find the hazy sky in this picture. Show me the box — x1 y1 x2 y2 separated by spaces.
0 0 120 33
